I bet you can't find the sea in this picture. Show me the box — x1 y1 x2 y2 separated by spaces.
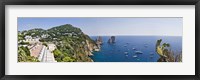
90 36 182 62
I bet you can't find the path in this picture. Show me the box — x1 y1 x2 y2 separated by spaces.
38 46 57 62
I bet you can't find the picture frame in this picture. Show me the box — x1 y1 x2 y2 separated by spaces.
0 0 200 80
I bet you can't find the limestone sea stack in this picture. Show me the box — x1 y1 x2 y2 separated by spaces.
108 36 115 43
96 36 103 45
95 36 103 51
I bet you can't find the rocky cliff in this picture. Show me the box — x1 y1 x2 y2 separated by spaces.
95 36 103 50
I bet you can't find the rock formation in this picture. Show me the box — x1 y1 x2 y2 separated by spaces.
96 36 103 45
95 36 103 50
108 36 115 43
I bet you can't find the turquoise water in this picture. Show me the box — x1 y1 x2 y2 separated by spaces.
90 36 182 62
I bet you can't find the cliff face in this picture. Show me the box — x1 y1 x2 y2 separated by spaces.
95 36 103 51
85 40 99 56
96 36 103 45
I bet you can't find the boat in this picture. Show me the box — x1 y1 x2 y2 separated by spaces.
144 44 148 48
124 52 128 54
135 51 143 54
133 55 137 58
150 56 154 58
132 48 136 50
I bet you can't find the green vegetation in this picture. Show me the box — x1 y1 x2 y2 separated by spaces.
46 24 97 62
21 28 46 37
18 46 39 62
18 32 25 41
42 42 48 47
156 39 182 62
53 49 75 62
18 41 30 45
19 24 98 62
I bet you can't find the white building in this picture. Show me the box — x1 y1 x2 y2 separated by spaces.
41 34 49 38
47 44 56 52
24 36 40 44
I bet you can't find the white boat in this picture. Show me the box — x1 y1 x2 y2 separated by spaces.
132 48 136 50
144 45 148 48
133 55 137 58
135 51 143 54
124 52 128 54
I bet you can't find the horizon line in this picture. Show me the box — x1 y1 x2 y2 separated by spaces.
88 35 182 37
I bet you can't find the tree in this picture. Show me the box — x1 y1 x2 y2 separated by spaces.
155 39 181 62
18 46 39 62
62 56 74 62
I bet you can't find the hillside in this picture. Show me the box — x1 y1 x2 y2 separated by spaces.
19 24 99 62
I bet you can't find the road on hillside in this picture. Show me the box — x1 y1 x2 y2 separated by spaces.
39 46 57 62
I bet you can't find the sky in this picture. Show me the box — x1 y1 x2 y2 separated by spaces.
18 17 183 36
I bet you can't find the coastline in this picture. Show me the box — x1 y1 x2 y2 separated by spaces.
90 36 182 62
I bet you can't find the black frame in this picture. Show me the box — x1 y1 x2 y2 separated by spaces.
0 0 200 80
